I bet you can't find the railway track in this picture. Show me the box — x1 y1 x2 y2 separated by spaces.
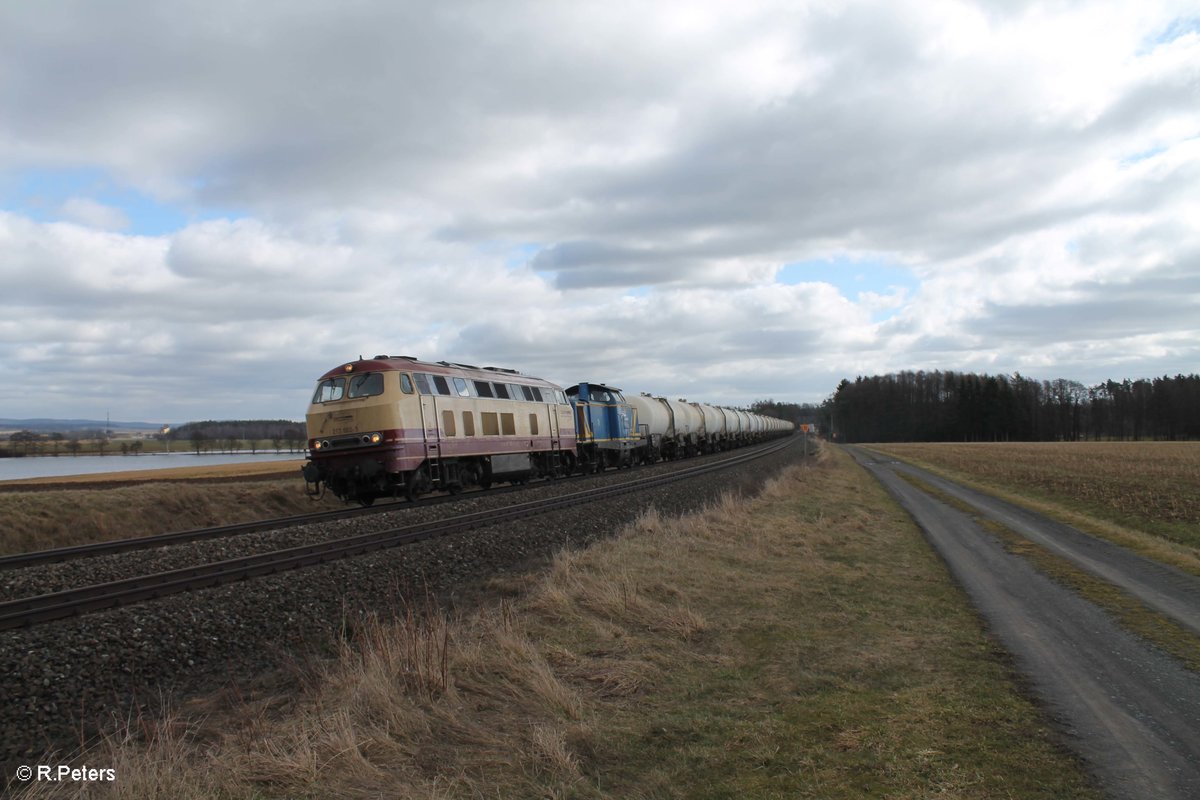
0 437 793 631
0 443 781 571
0 475 535 571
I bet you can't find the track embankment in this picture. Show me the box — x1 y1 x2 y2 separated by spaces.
0 441 798 774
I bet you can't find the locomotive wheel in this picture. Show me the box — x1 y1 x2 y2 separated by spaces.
358 495 375 507
404 467 430 502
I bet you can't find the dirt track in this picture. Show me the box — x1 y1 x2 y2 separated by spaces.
847 446 1200 800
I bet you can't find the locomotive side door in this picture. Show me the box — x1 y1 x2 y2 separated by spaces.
418 394 442 461
547 394 560 446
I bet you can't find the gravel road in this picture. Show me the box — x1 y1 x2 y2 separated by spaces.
848 446 1200 800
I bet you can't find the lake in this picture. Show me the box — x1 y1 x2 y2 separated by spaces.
0 451 303 481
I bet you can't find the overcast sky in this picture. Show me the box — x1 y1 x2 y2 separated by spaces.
2 0 1197 423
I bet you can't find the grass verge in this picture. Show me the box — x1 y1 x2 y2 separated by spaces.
12 446 1100 798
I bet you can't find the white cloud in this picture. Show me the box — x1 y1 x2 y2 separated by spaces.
0 0 1197 421
58 197 130 231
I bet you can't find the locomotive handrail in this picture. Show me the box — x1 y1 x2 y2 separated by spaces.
0 437 793 631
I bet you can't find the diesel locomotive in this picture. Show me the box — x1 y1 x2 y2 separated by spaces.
303 355 793 505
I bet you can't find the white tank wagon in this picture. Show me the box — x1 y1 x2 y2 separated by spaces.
694 402 727 452
732 409 752 444
670 399 705 457
716 406 738 449
748 413 764 439
628 393 675 462
722 407 742 443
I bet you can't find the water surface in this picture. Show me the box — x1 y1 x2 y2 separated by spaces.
0 451 302 481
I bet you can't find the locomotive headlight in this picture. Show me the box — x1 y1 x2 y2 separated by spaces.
312 440 322 450
365 432 382 444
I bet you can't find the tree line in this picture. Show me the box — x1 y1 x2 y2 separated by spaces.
1 420 308 457
171 420 307 454
828 371 1200 443
751 399 823 429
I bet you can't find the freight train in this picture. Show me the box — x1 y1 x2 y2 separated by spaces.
302 355 794 505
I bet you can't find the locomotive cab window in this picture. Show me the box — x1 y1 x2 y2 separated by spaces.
400 374 414 394
433 375 451 395
493 383 510 400
347 372 384 398
414 373 431 395
312 378 345 404
473 380 494 398
453 377 472 397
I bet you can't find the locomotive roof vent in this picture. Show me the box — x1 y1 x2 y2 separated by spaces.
392 355 418 360
374 354 388 359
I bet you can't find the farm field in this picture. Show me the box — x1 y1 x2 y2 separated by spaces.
869 442 1200 553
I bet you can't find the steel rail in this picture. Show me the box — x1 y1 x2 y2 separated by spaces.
0 437 793 631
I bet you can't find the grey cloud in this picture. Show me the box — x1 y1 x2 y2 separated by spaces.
2 1 1198 419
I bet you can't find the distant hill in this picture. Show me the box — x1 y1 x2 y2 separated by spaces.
0 418 167 433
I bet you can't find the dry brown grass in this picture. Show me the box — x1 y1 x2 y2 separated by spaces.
871 441 1200 524
0 472 340 556
12 447 1100 799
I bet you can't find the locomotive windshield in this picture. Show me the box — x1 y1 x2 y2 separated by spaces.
312 377 345 403
347 372 384 398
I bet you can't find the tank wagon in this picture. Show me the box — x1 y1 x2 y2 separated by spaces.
303 356 577 504
623 394 794 459
304 356 796 504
